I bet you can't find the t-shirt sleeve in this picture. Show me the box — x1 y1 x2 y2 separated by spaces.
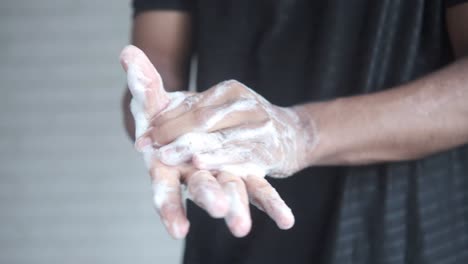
133 0 193 16
446 0 468 7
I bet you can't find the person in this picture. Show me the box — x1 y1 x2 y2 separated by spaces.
121 1 468 263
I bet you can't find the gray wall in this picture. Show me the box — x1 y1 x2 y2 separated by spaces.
0 1 182 263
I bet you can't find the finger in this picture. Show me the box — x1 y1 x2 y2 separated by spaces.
120 45 170 117
243 175 295 230
185 170 229 218
192 147 250 170
158 132 223 166
151 80 251 124
134 91 197 149
158 121 273 167
217 171 252 237
199 80 257 105
150 160 190 239
142 99 265 146
147 82 232 132
153 94 202 125
192 147 271 178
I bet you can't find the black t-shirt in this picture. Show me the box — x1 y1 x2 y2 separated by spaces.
132 1 468 263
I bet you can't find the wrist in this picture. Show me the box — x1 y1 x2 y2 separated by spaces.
290 100 341 168
282 104 320 173
292 97 378 167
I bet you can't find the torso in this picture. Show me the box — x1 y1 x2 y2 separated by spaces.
184 1 468 263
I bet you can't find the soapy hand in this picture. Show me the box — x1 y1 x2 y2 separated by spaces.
120 45 309 239
137 81 311 179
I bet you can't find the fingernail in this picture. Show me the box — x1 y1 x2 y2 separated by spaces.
135 137 152 151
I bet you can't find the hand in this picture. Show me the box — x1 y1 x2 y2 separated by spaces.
120 45 301 239
137 81 314 179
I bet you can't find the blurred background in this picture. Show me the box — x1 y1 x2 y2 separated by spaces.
0 1 182 263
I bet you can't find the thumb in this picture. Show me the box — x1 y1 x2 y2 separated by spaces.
120 45 170 117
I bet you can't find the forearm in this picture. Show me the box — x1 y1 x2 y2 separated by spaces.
295 57 468 166
131 12 192 91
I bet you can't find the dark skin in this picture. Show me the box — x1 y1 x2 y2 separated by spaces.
447 3 468 58
122 4 468 239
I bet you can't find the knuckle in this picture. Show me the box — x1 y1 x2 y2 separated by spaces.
225 80 247 94
257 180 272 192
183 94 200 109
247 176 270 190
218 174 243 186
237 98 258 109
209 80 254 101
224 79 240 87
